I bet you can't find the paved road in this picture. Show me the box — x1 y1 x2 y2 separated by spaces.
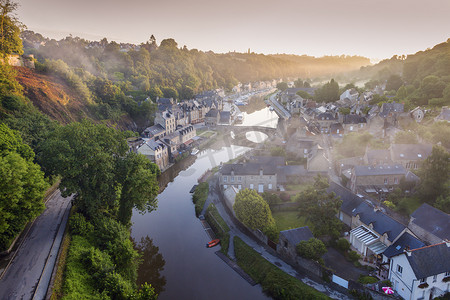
0 190 72 300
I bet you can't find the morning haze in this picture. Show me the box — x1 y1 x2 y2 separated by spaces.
17 0 450 59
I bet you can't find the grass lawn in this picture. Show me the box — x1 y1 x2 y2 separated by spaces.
273 211 309 231
198 130 215 138
285 184 308 193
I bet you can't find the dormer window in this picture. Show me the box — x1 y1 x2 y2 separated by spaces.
400 154 404 158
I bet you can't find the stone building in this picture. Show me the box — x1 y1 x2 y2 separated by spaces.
278 227 314 261
154 110 176 135
219 163 277 193
350 164 406 193
408 203 450 245
137 138 169 171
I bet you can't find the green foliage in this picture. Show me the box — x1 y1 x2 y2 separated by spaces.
205 203 230 254
418 145 450 205
261 192 281 205
39 121 159 223
270 146 286 157
234 189 275 231
296 238 327 261
383 201 396 210
191 182 209 216
0 0 23 55
296 90 312 99
314 78 339 103
435 195 450 213
0 124 48 250
234 237 328 300
294 176 342 238
276 82 288 91
336 238 350 252
69 212 94 236
358 276 379 284
339 107 350 115
385 74 403 92
348 250 361 263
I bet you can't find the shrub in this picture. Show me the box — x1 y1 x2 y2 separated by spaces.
348 250 361 263
69 212 94 236
192 182 209 216
336 238 350 252
358 275 379 284
296 238 327 261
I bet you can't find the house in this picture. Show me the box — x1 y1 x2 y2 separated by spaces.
435 106 450 123
277 227 314 261
287 96 304 114
219 163 277 193
410 107 425 123
390 144 433 170
339 88 359 104
156 97 174 112
247 156 286 167
364 149 392 165
350 164 407 193
388 242 450 300
205 109 220 126
327 182 363 227
306 147 329 172
349 201 407 259
178 125 196 147
142 124 166 139
286 138 317 159
342 115 367 133
330 123 344 137
154 110 176 135
315 112 338 134
408 204 450 245
161 132 181 161
381 232 425 279
380 102 404 127
219 111 231 125
137 138 169 171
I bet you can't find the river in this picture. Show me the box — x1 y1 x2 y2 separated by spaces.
131 97 277 300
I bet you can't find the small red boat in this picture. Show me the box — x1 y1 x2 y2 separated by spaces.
206 239 220 248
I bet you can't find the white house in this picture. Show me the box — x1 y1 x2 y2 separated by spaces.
388 242 450 300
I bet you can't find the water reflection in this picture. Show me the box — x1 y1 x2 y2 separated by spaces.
134 236 167 295
245 131 268 143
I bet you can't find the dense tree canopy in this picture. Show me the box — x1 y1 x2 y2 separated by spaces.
0 0 23 55
233 189 275 231
0 123 48 250
39 120 159 224
296 238 327 261
314 79 339 103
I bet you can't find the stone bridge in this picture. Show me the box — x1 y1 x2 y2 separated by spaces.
216 125 278 137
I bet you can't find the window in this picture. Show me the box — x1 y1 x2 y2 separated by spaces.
249 184 254 190
223 185 227 189
268 183 273 190
350 126 354 131
384 178 388 184
433 275 437 283
231 176 234 182
420 278 427 283
223 176 227 182
446 272 450 277
394 177 398 184
238 185 242 190
237 176 241 182
397 265 403 276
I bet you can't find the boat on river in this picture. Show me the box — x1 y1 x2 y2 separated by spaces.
191 148 199 155
206 239 220 248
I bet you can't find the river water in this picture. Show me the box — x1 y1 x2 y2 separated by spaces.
131 98 276 300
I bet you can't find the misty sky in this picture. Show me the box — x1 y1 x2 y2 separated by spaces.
17 0 450 60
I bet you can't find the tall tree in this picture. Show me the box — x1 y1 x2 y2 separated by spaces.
314 79 339 103
39 120 159 223
418 145 450 204
294 175 342 238
0 0 23 55
385 74 404 92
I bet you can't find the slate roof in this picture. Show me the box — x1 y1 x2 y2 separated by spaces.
219 111 231 124
406 242 450 279
220 163 277 176
410 203 450 241
354 164 406 176
249 156 286 167
317 112 337 121
156 98 173 105
379 102 404 118
365 149 392 165
390 144 433 161
280 226 314 246
343 115 367 124
144 139 166 151
383 232 425 258
330 123 344 134
205 109 219 118
327 182 363 216
436 107 450 121
297 139 316 150
143 124 165 137
352 201 406 242
276 165 307 183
